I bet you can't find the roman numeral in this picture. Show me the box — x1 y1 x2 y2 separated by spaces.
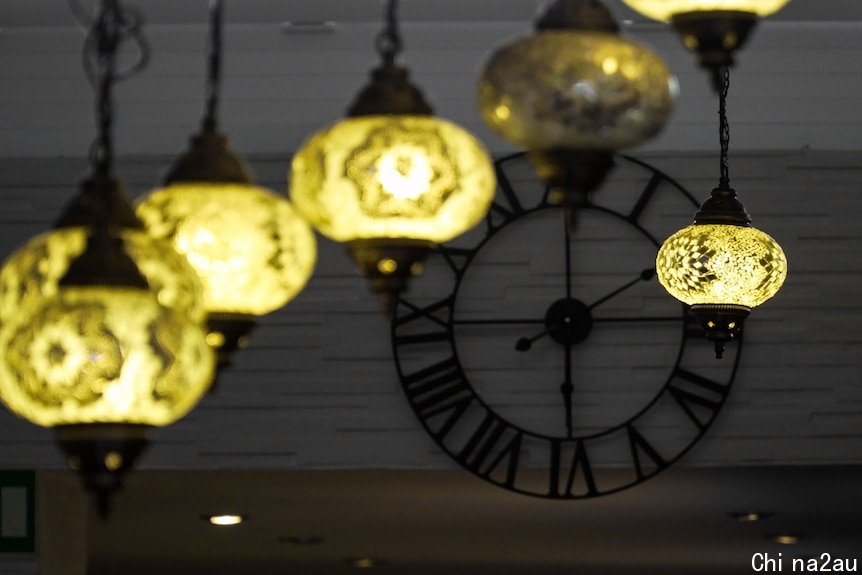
437 246 472 275
494 165 526 216
485 166 526 231
401 356 473 440
667 368 728 430
626 425 667 480
457 413 523 488
548 439 597 498
627 172 662 223
393 330 449 346
540 185 552 207
393 296 454 348
394 296 452 329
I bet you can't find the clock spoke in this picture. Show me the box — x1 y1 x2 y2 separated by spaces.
593 316 682 323
452 318 545 326
562 341 574 439
587 267 656 310
565 221 573 299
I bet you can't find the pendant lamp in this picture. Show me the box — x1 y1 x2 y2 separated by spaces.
478 0 676 209
0 0 215 514
137 0 316 365
656 66 787 358
289 0 496 312
621 0 791 87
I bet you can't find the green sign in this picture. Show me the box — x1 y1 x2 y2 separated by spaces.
0 471 35 553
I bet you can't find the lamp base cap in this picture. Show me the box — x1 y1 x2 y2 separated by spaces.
670 11 759 88
163 128 255 186
54 423 150 519
690 303 750 359
529 150 615 208
206 313 258 368
345 238 435 316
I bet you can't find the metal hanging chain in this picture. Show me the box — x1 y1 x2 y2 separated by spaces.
375 0 403 64
69 0 150 181
718 65 731 189
202 0 224 131
92 1 119 181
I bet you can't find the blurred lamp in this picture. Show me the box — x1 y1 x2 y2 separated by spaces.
289 0 495 311
478 0 676 208
0 0 214 514
137 0 316 364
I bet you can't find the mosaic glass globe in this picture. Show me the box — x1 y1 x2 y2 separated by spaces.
0 285 214 428
137 183 317 317
479 31 677 152
0 227 205 323
656 223 787 308
290 115 495 244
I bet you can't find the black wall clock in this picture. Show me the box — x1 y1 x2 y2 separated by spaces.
391 152 742 499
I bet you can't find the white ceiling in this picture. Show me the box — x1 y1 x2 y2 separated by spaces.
74 466 862 575
2 0 862 27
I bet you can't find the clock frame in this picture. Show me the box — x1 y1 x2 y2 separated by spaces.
391 153 742 499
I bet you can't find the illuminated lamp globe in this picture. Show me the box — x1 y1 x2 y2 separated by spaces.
0 177 215 508
478 0 676 207
656 188 787 358
137 130 317 364
0 179 206 326
621 0 792 79
290 49 495 310
0 286 213 427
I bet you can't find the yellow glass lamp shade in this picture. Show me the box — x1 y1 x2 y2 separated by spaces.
0 286 214 428
290 115 495 244
656 223 787 308
479 32 676 153
622 0 791 76
0 227 206 324
478 1 676 209
621 0 791 22
136 184 316 317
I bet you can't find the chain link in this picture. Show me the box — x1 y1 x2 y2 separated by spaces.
374 0 402 64
202 0 223 131
69 0 149 179
718 65 731 189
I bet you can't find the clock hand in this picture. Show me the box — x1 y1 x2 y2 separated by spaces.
593 316 680 323
561 341 574 438
516 268 657 350
517 223 575 351
565 219 573 299
587 268 655 310
516 309 590 351
515 324 560 351
459 267 659 335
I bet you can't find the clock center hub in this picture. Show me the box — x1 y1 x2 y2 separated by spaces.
545 298 593 345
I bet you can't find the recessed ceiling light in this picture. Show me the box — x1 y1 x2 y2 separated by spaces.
346 557 381 569
730 511 772 523
205 514 245 526
773 534 802 545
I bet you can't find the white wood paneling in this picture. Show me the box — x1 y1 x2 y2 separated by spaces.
1 21 861 157
0 150 858 471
